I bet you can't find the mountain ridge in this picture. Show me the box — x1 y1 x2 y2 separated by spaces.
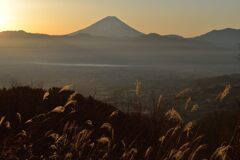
193 28 240 47
0 16 240 47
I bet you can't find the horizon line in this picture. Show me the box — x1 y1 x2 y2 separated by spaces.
0 16 239 38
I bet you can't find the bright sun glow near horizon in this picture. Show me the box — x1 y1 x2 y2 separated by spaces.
0 1 11 30
0 0 240 37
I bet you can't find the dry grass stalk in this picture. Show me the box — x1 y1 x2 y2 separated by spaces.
63 121 71 133
176 88 192 98
158 126 180 148
190 135 205 148
122 148 138 160
67 121 78 135
164 127 176 141
216 84 232 102
45 132 59 142
171 125 182 138
165 108 183 123
173 144 190 160
16 130 27 138
64 152 73 160
59 85 72 93
210 144 233 160
75 129 92 148
159 135 166 145
85 120 94 127
43 91 50 100
156 95 164 113
67 92 77 101
5 121 11 129
100 122 114 139
16 112 22 124
189 144 207 160
109 110 119 119
144 146 153 159
51 106 65 113
100 123 113 132
97 136 110 145
64 100 77 108
183 121 196 137
185 97 192 111
0 115 6 126
191 104 199 112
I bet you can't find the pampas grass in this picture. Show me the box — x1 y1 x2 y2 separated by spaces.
97 136 111 145
191 104 199 112
165 108 182 123
185 97 192 111
176 88 192 98
16 112 22 124
100 123 113 132
144 146 153 159
75 129 92 149
51 106 65 113
0 115 6 126
183 121 196 137
64 100 77 108
109 110 119 120
85 120 94 127
59 85 72 93
43 91 50 101
189 144 207 160
67 92 77 101
210 144 233 160
0 86 240 160
4 121 11 129
156 95 164 113
216 84 232 102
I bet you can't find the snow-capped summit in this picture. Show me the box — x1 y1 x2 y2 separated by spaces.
70 16 144 38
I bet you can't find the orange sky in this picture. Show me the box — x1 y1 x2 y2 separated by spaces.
0 0 240 37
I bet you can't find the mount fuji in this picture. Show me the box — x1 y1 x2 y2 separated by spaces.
70 16 144 38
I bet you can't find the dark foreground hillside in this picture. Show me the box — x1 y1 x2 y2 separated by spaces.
0 86 240 160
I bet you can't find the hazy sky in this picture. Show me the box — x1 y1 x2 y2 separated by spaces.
0 0 239 37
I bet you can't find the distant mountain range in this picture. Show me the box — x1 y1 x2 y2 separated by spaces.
0 16 240 47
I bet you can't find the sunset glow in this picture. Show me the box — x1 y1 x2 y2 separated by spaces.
0 0 240 37
0 1 11 30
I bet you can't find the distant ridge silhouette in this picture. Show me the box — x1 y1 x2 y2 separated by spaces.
193 28 240 47
0 18 240 47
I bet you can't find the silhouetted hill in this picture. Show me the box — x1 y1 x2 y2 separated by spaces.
193 28 240 47
0 30 29 37
139 33 194 44
141 33 184 40
0 30 54 39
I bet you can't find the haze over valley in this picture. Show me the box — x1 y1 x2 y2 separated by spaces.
0 16 240 101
